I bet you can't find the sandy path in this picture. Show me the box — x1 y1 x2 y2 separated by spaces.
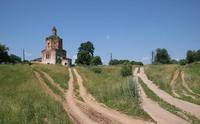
134 68 189 124
41 71 65 93
170 70 181 97
65 68 98 124
34 71 62 102
139 67 200 119
41 70 113 123
73 68 152 124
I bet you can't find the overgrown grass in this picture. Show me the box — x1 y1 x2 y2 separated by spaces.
71 69 84 102
139 78 200 124
174 72 200 105
144 64 178 94
0 64 71 124
77 65 153 121
38 71 65 99
31 64 69 89
184 63 200 94
145 64 200 104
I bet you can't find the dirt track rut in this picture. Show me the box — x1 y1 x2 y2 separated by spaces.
134 68 189 124
138 67 200 119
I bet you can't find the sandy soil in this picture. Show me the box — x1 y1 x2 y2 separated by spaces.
170 69 181 97
134 68 189 124
138 67 200 119
65 68 98 124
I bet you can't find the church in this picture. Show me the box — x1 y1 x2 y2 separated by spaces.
41 27 71 66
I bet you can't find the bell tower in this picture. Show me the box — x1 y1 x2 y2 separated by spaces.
52 26 57 36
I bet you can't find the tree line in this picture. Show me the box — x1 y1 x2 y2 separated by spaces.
153 48 200 65
0 43 22 64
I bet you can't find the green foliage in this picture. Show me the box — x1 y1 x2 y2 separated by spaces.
32 64 69 89
109 59 143 66
75 41 94 65
0 43 10 63
0 64 71 124
90 66 102 74
154 48 171 64
120 63 132 77
91 56 102 65
127 77 139 103
77 66 152 121
179 59 187 65
170 59 178 64
9 54 22 63
186 49 200 63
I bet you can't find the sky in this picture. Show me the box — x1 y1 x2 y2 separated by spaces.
0 0 200 64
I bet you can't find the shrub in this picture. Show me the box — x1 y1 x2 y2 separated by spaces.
120 63 132 77
179 59 187 65
90 67 102 74
91 56 102 65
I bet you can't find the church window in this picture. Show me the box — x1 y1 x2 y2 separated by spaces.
46 53 51 59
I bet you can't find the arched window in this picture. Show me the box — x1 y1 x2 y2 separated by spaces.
46 53 51 59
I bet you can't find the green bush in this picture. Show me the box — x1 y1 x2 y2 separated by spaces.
179 59 187 65
90 67 102 74
120 63 132 77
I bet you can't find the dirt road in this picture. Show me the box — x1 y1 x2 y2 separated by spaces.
138 67 200 119
134 68 189 124
181 71 200 97
65 68 98 124
170 69 181 97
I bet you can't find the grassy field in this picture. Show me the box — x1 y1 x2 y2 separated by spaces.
0 64 71 124
77 65 153 121
32 64 69 89
144 64 178 94
144 63 200 104
139 78 200 124
184 63 200 94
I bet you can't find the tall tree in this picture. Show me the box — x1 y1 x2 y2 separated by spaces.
78 41 94 57
154 48 171 64
186 50 195 63
75 41 95 65
0 43 9 63
91 56 102 65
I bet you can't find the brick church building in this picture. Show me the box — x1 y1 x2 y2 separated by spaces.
41 27 71 66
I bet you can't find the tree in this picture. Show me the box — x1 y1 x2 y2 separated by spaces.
91 56 102 65
154 48 171 64
78 41 94 57
9 54 22 63
194 49 200 62
75 41 95 65
0 43 10 63
109 59 120 65
179 59 187 66
120 63 132 77
186 50 195 63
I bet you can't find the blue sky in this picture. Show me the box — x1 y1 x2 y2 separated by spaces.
0 0 200 64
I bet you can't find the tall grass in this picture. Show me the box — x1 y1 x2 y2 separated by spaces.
184 63 200 94
31 64 69 89
0 64 71 124
77 66 153 121
139 78 200 124
144 64 178 94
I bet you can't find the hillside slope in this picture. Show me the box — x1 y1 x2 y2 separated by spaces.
0 64 71 124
